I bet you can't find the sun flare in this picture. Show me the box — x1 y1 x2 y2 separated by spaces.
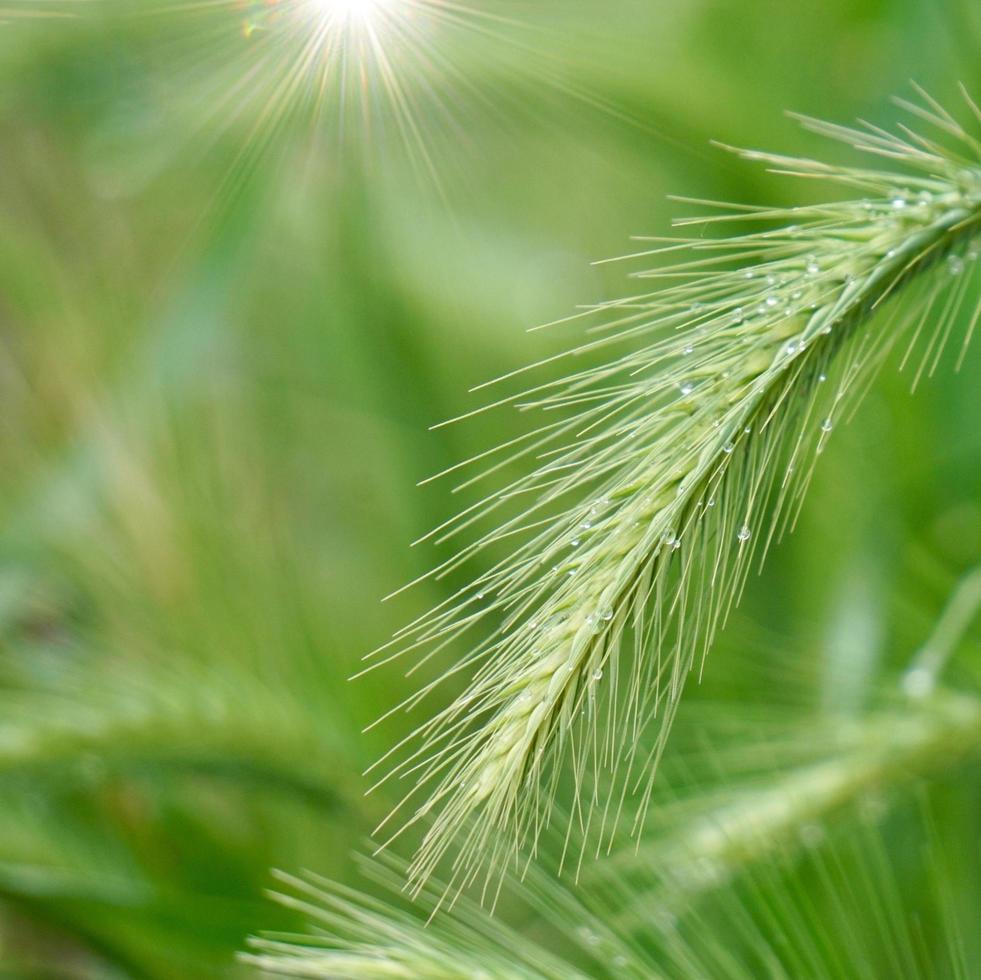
305 0 399 27
227 0 527 193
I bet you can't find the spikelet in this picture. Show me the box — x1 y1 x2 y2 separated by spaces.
243 861 587 979
366 88 981 902
249 696 981 977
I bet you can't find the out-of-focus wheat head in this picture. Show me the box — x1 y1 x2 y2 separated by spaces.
246 736 981 978
365 88 981 904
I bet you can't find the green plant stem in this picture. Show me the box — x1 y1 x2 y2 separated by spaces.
904 562 981 698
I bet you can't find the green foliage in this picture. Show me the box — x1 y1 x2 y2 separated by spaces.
0 1 979 978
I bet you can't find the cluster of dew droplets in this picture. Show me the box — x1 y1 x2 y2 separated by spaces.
570 498 608 550
542 179 960 752
584 608 614 637
725 250 835 548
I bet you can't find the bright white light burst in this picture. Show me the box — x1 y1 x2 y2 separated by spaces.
307 0 399 27
228 0 517 193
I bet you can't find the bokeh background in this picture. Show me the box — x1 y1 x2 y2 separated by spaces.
1 0 980 975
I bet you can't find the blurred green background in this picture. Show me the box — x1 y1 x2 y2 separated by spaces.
0 0 980 975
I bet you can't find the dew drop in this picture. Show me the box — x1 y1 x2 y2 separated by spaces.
799 823 826 849
891 195 907 210
690 856 722 887
723 441 735 454
737 525 752 543
818 373 827 383
732 307 745 325
592 668 604 681
902 666 934 699
682 345 694 355
765 294 780 308
859 793 888 826
947 254 965 277
600 609 614 622
821 418 833 433
805 258 820 276
679 381 695 397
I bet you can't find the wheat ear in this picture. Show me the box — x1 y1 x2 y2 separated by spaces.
366 87 981 901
